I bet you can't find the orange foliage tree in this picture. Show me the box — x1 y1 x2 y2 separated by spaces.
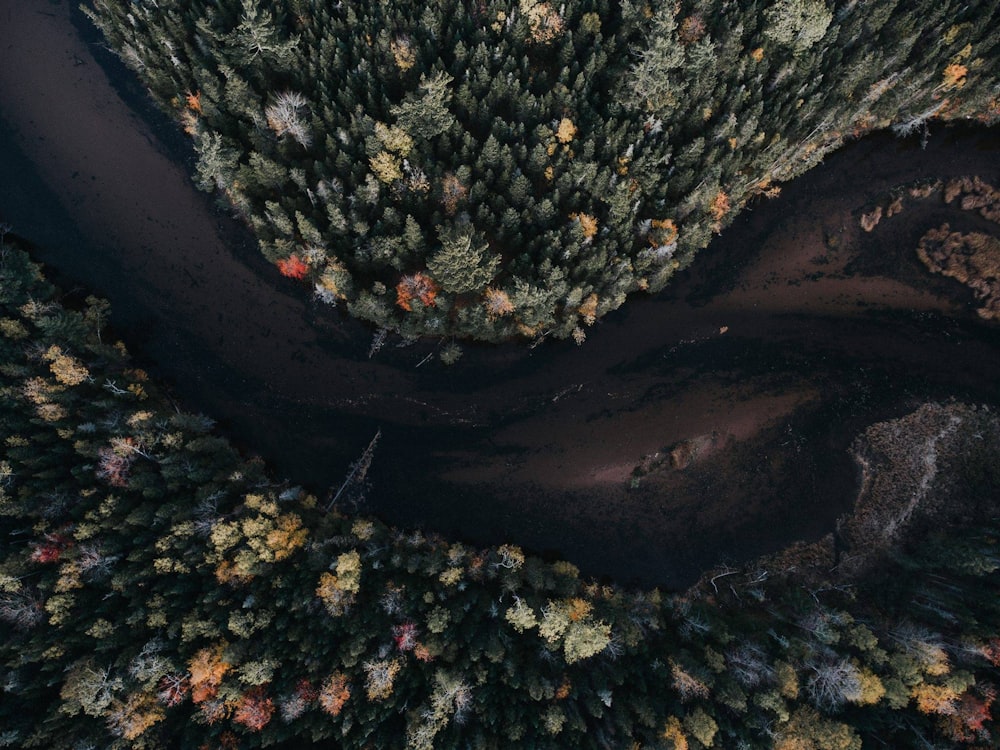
319 672 351 717
942 63 968 89
710 190 731 221
483 287 515 319
188 644 231 704
577 294 599 326
649 218 679 247
440 172 467 215
233 687 275 731
570 212 598 238
396 273 439 311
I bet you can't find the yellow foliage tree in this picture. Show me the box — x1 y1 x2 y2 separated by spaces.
520 0 564 43
370 150 403 183
775 706 861 750
556 118 577 144
188 644 231 703
44 345 89 386
316 550 363 616
390 36 416 71
505 598 539 632
662 716 689 750
375 121 413 157
683 707 718 748
364 658 402 701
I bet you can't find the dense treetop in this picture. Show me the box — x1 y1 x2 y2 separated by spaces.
85 0 1000 341
1 240 999 747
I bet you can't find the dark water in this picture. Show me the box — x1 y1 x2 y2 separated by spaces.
1 4 999 589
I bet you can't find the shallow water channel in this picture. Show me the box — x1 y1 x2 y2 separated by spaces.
1 1 999 588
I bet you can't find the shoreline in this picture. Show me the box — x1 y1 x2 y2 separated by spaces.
1 0 999 588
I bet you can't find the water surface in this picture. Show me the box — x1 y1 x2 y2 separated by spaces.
1 0 998 588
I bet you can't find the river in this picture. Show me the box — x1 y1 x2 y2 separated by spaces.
1 0 999 588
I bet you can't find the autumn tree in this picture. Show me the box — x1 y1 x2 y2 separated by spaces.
276 254 309 279
265 91 311 148
188 644 231 704
396 273 439 311
319 673 350 717
233 686 275 731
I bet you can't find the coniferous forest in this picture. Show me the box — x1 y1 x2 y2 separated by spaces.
2 0 1000 748
85 0 1000 341
0 238 999 748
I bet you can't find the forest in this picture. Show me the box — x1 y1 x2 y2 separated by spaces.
0 238 998 747
1 0 1000 747
84 0 1000 342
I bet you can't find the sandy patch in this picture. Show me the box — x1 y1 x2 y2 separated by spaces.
441 382 817 489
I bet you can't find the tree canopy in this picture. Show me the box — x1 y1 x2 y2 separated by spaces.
1 237 999 748
83 0 1000 341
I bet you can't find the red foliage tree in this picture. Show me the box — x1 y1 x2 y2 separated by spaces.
157 674 191 707
276 254 309 280
96 446 133 487
939 686 996 743
295 679 318 703
29 533 70 564
981 638 1000 667
393 621 419 652
277 679 318 722
395 273 439 311
30 543 63 564
232 687 275 731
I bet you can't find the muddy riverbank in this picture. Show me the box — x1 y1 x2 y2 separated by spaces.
1 0 999 588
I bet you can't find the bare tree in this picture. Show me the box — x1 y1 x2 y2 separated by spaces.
326 430 381 511
265 91 312 148
0 591 43 629
806 658 862 712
